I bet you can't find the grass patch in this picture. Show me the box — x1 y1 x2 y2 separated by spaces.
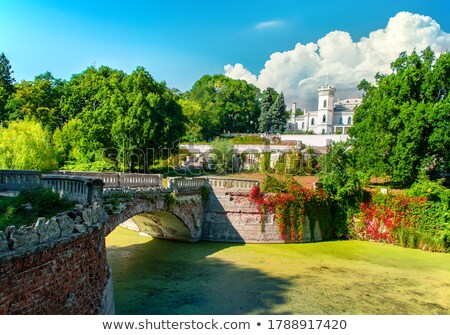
0 187 75 231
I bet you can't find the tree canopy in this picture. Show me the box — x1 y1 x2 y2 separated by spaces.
0 52 292 172
0 120 57 171
184 74 261 140
350 48 450 186
54 66 184 171
6 72 65 131
258 88 287 133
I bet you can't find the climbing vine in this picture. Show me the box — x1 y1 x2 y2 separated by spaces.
164 191 177 211
249 177 332 242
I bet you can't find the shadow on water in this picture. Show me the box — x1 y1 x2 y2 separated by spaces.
107 236 290 315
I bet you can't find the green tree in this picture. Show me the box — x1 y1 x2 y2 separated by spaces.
0 53 14 94
258 87 275 133
318 141 366 238
350 48 450 186
178 99 203 142
258 87 286 133
6 72 66 131
0 53 15 121
56 66 127 167
187 74 260 139
0 120 57 171
271 92 287 133
111 67 185 171
55 66 184 171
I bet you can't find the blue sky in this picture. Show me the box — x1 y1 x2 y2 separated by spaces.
1 0 449 93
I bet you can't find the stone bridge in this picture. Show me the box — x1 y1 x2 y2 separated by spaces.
0 170 322 315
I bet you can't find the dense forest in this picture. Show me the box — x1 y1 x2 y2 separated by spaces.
0 54 286 171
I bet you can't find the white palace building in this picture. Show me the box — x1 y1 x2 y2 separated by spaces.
287 85 361 135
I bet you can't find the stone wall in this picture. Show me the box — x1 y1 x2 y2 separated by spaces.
201 181 323 243
0 228 110 314
0 203 112 315
202 188 282 243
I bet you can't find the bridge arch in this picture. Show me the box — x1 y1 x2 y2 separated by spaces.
103 191 204 242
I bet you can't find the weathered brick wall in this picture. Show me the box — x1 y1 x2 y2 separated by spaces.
0 229 109 314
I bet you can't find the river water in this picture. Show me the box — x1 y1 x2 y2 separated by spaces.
106 226 450 315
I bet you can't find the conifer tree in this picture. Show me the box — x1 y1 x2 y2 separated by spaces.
271 92 287 133
0 52 15 121
258 88 275 133
0 53 15 94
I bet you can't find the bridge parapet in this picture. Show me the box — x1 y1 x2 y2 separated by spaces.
167 177 208 191
41 174 104 205
53 171 163 188
0 170 41 192
207 177 259 191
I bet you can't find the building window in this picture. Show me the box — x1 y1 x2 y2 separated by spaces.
339 116 343 124
348 116 352 125
311 118 315 126
295 123 298 130
322 115 326 123
322 129 325 134
301 122 304 129
323 99 327 108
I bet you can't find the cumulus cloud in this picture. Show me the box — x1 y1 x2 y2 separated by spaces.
223 63 258 85
225 12 450 110
255 20 284 30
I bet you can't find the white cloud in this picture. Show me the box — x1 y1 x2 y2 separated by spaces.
255 20 283 30
223 63 257 85
225 12 450 110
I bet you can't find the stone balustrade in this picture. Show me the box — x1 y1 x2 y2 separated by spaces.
41 174 104 205
167 177 207 190
53 171 162 188
0 170 41 191
120 174 163 188
207 177 259 190
167 176 259 191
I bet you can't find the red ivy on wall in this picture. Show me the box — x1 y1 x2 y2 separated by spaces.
249 183 330 242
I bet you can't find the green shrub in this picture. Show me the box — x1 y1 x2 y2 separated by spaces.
275 154 286 174
0 187 75 231
210 139 235 174
406 171 450 204
259 152 271 173
260 174 291 193
164 192 177 211
231 135 269 145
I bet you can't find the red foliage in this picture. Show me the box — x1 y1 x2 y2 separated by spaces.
351 193 428 245
248 182 330 242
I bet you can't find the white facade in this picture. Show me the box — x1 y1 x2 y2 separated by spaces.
287 85 361 134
